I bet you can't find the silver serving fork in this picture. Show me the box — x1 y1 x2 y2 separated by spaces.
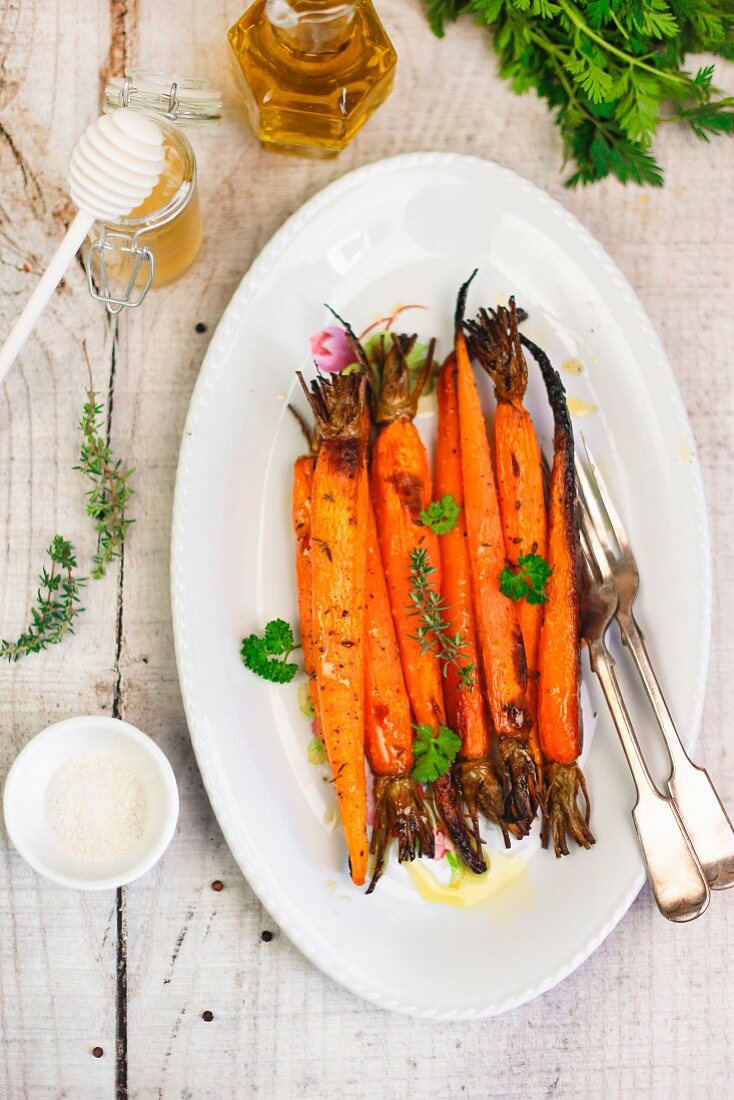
577 512 709 921
576 437 734 891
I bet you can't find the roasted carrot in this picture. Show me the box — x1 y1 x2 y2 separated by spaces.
435 356 507 849
465 299 547 779
365 497 434 892
365 498 414 777
520 333 594 857
298 369 370 885
289 408 320 728
371 334 485 873
454 275 541 829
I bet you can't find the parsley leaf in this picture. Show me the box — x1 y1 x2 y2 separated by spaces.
241 618 300 683
499 553 552 606
419 494 461 535
412 723 462 784
263 619 295 656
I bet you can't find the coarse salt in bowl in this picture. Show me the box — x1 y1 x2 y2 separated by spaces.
3 716 179 890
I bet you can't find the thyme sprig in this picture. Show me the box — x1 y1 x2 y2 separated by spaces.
76 390 135 580
0 537 86 661
407 546 476 691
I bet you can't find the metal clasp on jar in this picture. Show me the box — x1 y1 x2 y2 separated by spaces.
117 74 181 121
85 227 155 315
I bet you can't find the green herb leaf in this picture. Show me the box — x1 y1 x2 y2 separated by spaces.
76 389 135 580
307 736 326 765
0 537 86 661
499 552 552 605
412 723 462 784
422 0 734 188
298 680 316 720
445 850 466 888
407 547 475 690
263 618 294 656
419 494 461 535
241 619 300 683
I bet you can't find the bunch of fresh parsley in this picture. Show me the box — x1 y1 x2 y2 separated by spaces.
423 0 734 186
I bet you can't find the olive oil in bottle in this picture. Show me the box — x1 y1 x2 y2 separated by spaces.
228 0 397 157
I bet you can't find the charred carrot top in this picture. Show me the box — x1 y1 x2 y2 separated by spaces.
435 357 507 848
298 369 370 886
465 299 547 778
371 334 484 873
454 274 540 829
521 333 594 858
364 496 434 893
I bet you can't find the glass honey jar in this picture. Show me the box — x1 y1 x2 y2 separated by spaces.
86 71 222 314
228 0 397 158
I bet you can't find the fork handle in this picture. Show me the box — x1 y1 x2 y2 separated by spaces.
589 646 710 922
618 611 734 890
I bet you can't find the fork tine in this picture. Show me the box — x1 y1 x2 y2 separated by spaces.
576 473 616 586
579 528 597 580
574 452 618 557
580 434 631 555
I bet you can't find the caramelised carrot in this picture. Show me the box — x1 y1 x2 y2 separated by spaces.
435 356 507 849
365 498 414 777
365 498 434 892
298 369 370 886
371 333 485 873
465 299 547 779
520 333 594 857
289 408 320 728
454 275 541 830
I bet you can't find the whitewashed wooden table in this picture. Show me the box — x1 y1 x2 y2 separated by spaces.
1 2 733 1097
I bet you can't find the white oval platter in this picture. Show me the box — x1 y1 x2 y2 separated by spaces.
171 153 711 1018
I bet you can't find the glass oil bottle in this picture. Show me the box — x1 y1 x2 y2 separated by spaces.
228 0 397 158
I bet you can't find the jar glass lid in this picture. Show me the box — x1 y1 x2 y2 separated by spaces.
104 69 222 128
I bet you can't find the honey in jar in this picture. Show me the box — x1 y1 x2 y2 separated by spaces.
228 0 397 158
86 71 221 313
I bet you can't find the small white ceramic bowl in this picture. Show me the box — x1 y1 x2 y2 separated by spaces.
3 715 179 890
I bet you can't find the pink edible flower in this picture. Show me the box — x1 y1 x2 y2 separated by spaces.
433 827 452 861
310 326 355 374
